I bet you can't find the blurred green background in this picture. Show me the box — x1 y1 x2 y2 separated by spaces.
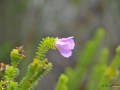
0 0 120 90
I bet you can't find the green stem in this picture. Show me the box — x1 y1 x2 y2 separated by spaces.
55 74 68 90
66 28 105 90
87 48 109 90
35 37 56 60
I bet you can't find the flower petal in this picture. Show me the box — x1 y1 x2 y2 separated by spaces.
56 45 72 58
57 36 75 50
60 50 72 58
55 36 75 58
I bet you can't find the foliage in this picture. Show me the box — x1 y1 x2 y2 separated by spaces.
56 28 120 90
0 28 120 90
55 74 68 90
0 37 57 90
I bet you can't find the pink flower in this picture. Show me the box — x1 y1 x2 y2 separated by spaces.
55 36 75 58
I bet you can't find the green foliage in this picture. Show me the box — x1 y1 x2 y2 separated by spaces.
65 28 105 90
4 66 19 80
7 81 18 90
18 37 56 90
111 46 120 70
35 37 56 60
56 28 120 90
19 59 52 90
10 48 24 67
86 48 109 90
1 28 120 90
55 74 68 90
0 37 57 90
98 46 120 90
